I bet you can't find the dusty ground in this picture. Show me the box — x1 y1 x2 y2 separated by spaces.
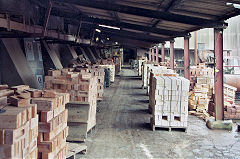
77 67 240 159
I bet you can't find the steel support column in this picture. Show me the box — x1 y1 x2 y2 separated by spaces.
170 40 175 70
148 49 152 61
43 0 52 36
184 35 191 80
161 43 165 63
214 28 224 120
152 48 155 62
156 47 159 63
194 31 198 65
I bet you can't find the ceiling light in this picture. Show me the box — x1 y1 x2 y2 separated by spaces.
99 24 120 30
226 2 240 9
95 29 101 33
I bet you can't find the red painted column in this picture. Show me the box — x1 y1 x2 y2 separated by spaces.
152 48 155 62
148 48 151 61
161 43 165 62
156 47 159 63
214 28 224 120
170 40 175 70
184 35 191 80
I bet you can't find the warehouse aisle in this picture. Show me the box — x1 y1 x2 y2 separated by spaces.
77 67 240 158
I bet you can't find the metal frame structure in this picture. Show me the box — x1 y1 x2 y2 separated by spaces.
0 0 239 120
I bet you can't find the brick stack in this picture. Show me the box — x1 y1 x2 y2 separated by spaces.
138 60 146 77
44 69 97 142
0 85 38 159
188 77 214 112
208 84 238 119
89 66 105 101
31 89 69 159
189 63 214 90
150 76 190 130
99 65 115 82
147 65 176 95
45 69 97 104
142 63 154 88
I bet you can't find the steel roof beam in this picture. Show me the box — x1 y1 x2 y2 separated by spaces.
53 0 227 28
50 9 188 37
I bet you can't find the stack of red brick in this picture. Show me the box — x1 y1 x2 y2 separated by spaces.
44 68 97 142
208 84 238 119
31 89 69 158
89 66 105 100
0 85 38 159
45 69 97 104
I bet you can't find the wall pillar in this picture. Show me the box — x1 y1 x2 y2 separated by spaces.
148 49 151 61
156 46 159 63
161 43 165 63
214 28 224 120
184 35 191 80
152 48 155 62
170 40 175 70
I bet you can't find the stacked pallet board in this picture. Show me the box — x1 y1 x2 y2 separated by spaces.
149 75 190 131
0 85 38 159
31 90 69 159
44 69 97 142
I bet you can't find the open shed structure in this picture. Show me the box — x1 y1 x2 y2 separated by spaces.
0 0 240 146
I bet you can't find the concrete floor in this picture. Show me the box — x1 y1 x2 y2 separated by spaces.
77 67 240 158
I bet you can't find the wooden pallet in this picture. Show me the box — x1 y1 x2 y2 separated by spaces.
66 142 87 159
151 124 187 132
150 119 187 132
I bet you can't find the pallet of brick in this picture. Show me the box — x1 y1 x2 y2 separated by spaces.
104 68 111 88
224 104 240 119
147 65 176 95
89 66 105 101
45 69 97 103
224 84 237 104
98 65 115 82
66 101 96 142
0 85 38 159
190 64 214 90
138 59 146 77
142 63 154 88
31 90 70 159
150 76 190 131
0 85 14 105
188 84 210 111
208 84 237 119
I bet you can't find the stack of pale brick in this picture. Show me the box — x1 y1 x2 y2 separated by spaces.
142 63 154 88
189 64 214 112
150 76 190 129
189 63 214 90
98 65 115 82
89 66 105 101
147 65 176 95
0 85 38 159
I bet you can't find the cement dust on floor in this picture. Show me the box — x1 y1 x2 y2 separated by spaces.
76 68 240 158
